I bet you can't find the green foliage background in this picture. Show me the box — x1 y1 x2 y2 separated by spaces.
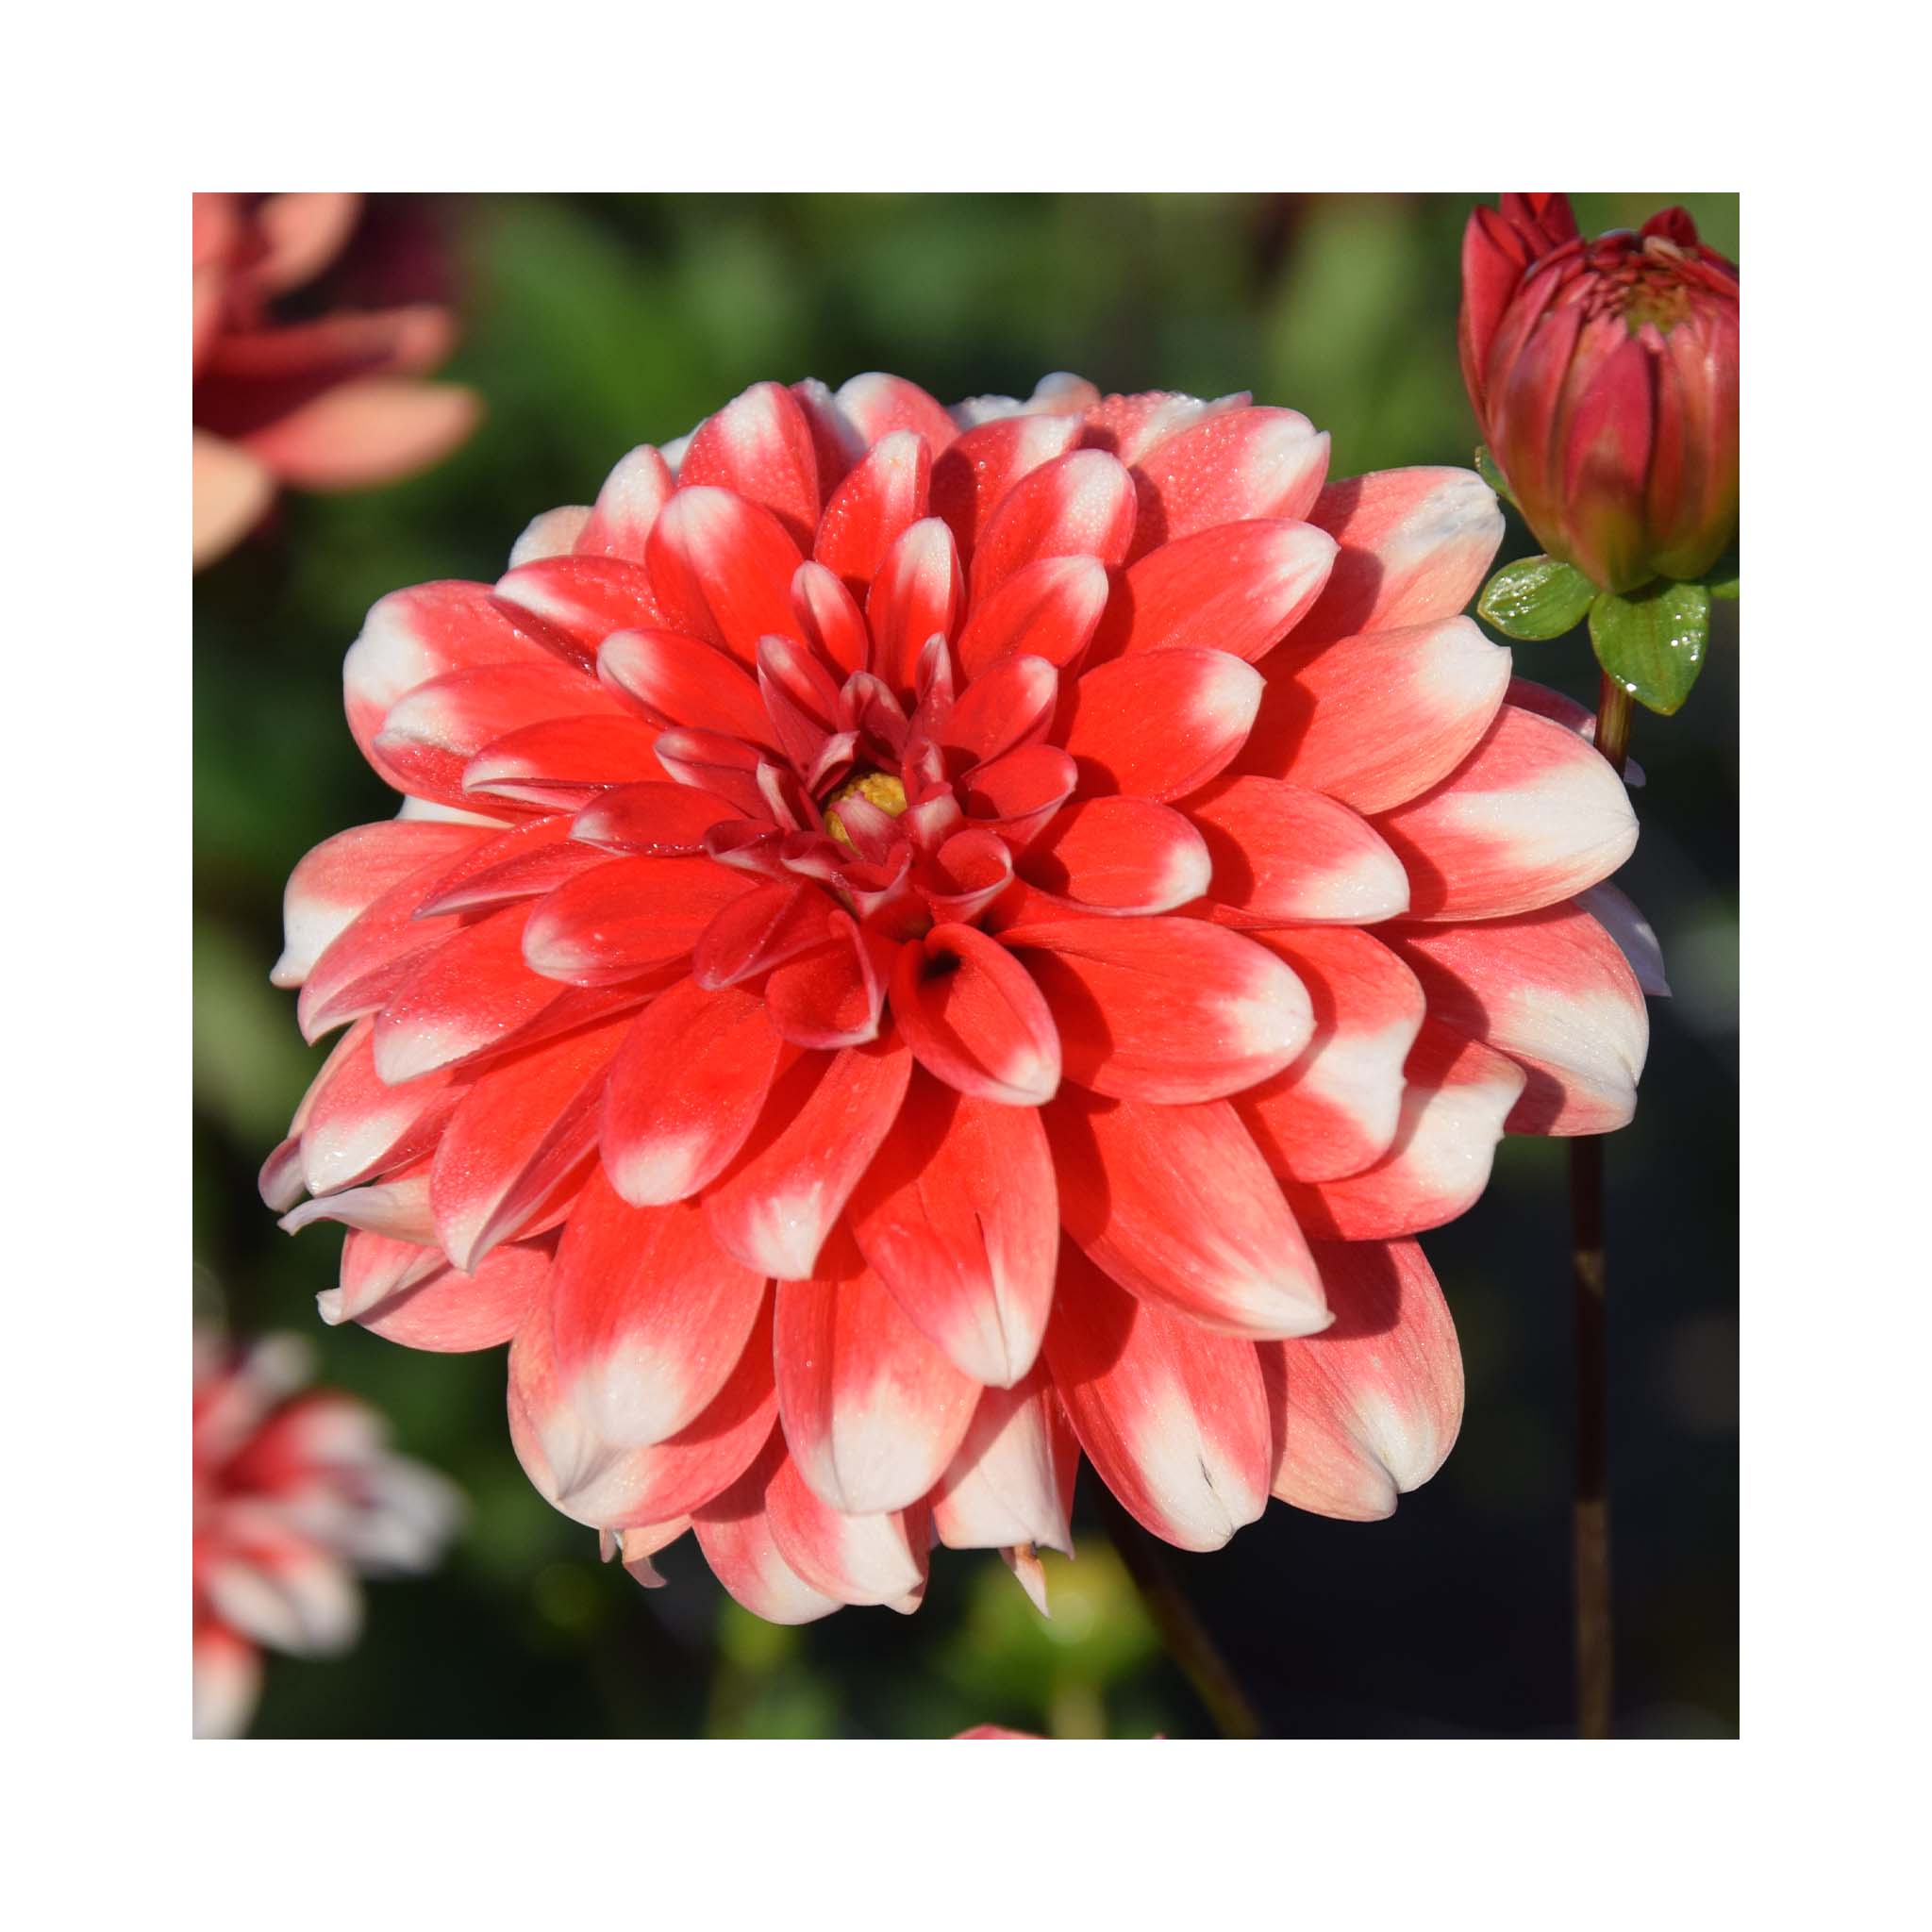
194 192 1740 1738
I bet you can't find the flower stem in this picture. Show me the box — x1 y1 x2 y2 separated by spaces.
1572 671 1631 1740
1095 1486 1264 1739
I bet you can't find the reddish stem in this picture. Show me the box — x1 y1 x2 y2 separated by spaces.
1571 672 1632 1740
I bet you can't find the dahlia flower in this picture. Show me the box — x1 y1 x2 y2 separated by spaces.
265 372 1658 1625
1459 193 1739 594
192 1327 461 1737
193 192 480 569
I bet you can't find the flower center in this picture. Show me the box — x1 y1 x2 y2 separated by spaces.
824 767 910 850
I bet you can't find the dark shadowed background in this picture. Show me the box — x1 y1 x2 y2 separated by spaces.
192 191 1739 1738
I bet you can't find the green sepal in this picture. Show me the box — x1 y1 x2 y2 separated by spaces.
1476 554 1597 641
1474 443 1517 508
1589 580 1711 716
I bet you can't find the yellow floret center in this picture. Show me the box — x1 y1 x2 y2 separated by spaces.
824 769 909 850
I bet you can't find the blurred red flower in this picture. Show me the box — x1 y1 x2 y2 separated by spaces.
192 1328 461 1737
192 192 480 569
265 373 1660 1624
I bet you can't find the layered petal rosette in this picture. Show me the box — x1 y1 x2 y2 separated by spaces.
192 1328 461 1737
267 373 1655 1624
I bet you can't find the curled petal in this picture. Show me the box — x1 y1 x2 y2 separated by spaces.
774 1235 980 1516
1372 705 1639 922
890 924 1062 1108
1386 905 1650 1136
1235 928 1428 1183
704 1036 913 1280
1284 1022 1526 1240
1043 1091 1328 1339
848 1071 1058 1388
1258 1239 1463 1521
1043 1244 1273 1552
1061 648 1262 802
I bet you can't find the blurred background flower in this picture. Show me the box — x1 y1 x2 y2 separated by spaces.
192 1324 463 1737
192 192 480 569
192 193 1738 1737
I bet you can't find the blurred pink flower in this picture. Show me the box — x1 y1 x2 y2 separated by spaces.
192 1327 461 1738
264 372 1659 1627
192 192 480 569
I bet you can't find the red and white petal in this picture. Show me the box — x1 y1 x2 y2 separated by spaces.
955 554 1112 682
508 506 591 569
464 713 669 809
1061 648 1262 802
373 907 559 1081
930 412 1084 560
764 1449 931 1609
940 653 1058 770
1044 1091 1328 1338
1576 882 1671 997
294 859 482 1043
281 1170 436 1243
1003 916 1310 1105
1126 405 1329 557
677 380 822 549
1017 796 1212 916
299 1023 469 1197
690 1432 841 1625
573 781 736 856
1091 519 1335 665
1234 928 1428 1183
342 581 564 785
1293 467 1504 650
601 977 785 1206
1505 676 1645 786
1258 1238 1463 1522
429 1016 628 1269
890 924 1062 1108
318 1227 444 1327
705 1036 913 1280
1044 1244 1272 1552
835 373 958 456
866 516 964 690
493 556 668 660
1387 905 1649 1136
930 1373 1078 1555
548 1169 769 1448
1240 616 1511 816
373 662 620 809
1187 775 1411 924
1285 1023 1526 1240
274 819 485 988
1372 705 1639 921
764 914 889 1051
596 628 771 743
645 486 804 670
774 1238 980 1516
508 1288 776 1530
848 1071 1058 1389
413 817 603 919
522 856 755 985
968 448 1138 605
576 444 676 561
345 1240 550 1353
813 429 930 591
692 880 841 990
